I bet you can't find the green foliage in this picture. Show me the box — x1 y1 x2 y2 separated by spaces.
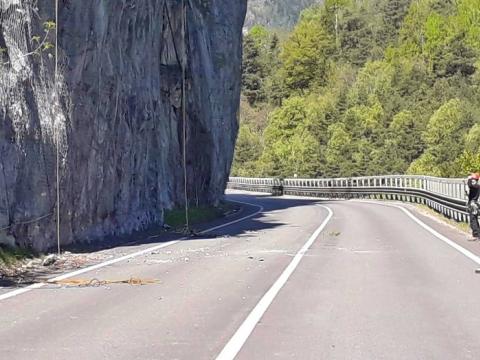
43 21 56 31
457 0 480 50
280 14 334 91
324 123 354 175
0 245 34 267
259 96 322 177
384 111 424 173
231 124 263 177
408 99 473 176
1 19 56 66
233 0 480 179
242 25 283 106
242 35 265 105
381 0 412 45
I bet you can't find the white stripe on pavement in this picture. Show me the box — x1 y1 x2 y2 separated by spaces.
0 199 264 301
216 205 333 360
355 200 480 266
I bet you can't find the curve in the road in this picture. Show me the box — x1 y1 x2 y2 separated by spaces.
354 200 480 267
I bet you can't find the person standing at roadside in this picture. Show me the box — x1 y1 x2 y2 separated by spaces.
467 172 480 240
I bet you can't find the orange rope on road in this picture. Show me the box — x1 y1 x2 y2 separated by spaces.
47 277 161 287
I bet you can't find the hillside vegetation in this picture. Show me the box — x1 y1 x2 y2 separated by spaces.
233 0 480 179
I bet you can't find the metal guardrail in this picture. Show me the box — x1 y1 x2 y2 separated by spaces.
226 177 284 196
227 176 469 223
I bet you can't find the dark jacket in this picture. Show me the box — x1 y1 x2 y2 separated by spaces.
468 178 480 202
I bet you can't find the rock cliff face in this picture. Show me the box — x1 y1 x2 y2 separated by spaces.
0 0 247 250
245 0 321 29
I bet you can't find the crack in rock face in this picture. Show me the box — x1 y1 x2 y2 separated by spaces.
0 0 247 250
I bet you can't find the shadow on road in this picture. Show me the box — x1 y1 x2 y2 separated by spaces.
0 193 337 289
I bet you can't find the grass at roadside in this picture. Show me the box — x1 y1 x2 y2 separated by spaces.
0 245 35 267
413 204 470 234
164 201 239 230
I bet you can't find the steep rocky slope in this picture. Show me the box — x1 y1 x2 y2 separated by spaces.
0 0 247 250
245 0 321 29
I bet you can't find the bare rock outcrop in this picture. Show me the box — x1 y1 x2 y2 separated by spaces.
0 0 247 250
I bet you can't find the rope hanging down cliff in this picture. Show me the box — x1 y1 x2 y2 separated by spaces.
163 0 190 232
181 0 190 233
55 0 61 254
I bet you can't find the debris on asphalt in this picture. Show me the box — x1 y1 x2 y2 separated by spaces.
247 256 265 262
329 231 341 237
146 259 172 265
42 254 58 266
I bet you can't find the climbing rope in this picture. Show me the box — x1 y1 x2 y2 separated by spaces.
55 0 61 255
181 0 191 233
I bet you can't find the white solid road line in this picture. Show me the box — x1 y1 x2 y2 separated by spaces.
0 199 264 302
215 205 334 360
355 200 480 266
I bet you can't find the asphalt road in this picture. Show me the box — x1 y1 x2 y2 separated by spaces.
1 191 480 359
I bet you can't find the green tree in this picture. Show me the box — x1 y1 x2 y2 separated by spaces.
383 111 424 173
457 0 480 51
381 0 412 46
280 12 334 91
325 123 354 176
260 97 321 177
231 125 263 176
338 4 382 66
242 34 265 105
457 123 480 173
408 98 473 176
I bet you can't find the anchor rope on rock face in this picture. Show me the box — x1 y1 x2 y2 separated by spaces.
181 0 191 234
163 0 192 235
55 0 61 255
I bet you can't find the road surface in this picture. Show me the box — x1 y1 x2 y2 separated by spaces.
1 191 480 359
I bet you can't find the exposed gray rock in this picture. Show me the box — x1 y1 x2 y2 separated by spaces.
42 254 57 267
245 0 322 29
0 232 15 247
25 259 42 269
0 0 247 250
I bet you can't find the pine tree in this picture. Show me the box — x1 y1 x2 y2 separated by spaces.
381 0 412 46
242 35 265 106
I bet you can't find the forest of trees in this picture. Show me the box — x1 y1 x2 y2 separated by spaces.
232 0 480 179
